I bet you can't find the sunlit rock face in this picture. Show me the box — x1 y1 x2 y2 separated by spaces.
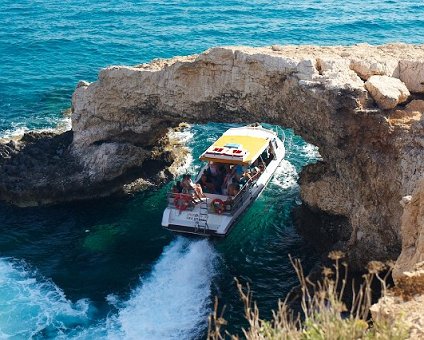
394 179 424 282
365 75 410 109
1 44 423 269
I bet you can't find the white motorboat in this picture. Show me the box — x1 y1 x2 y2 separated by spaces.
161 124 285 236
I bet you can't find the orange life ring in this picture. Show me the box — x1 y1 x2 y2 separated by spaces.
211 198 225 214
174 193 191 211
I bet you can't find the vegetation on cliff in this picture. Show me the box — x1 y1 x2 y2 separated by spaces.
208 252 409 339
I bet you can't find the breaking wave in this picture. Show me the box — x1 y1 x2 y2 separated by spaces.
0 116 71 142
0 258 91 339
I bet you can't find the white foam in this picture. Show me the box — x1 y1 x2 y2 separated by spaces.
107 237 218 340
0 258 91 338
271 159 299 190
0 126 30 141
0 116 72 142
0 238 218 339
301 143 321 160
168 126 195 176
169 126 194 145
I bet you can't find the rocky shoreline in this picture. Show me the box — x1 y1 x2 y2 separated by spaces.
0 127 188 207
1 44 423 274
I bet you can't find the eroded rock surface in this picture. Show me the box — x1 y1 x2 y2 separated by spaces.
371 266 424 339
0 129 186 206
393 179 424 282
1 44 423 270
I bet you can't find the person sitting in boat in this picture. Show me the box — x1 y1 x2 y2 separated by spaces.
182 174 204 200
228 182 240 197
249 166 261 181
221 165 234 195
209 161 220 177
207 162 224 194
198 172 215 194
233 164 245 182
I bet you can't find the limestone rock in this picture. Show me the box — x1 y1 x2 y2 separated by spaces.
350 58 399 80
393 179 424 282
371 268 424 339
406 99 424 113
316 57 365 91
399 60 424 93
76 80 90 88
365 75 410 110
371 293 424 339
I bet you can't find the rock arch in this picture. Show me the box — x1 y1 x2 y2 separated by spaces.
2 45 423 269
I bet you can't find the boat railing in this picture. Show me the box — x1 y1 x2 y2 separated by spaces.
224 172 261 213
276 125 286 144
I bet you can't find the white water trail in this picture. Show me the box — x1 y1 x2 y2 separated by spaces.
106 237 218 340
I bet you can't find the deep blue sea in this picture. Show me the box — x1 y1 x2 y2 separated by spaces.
0 0 423 338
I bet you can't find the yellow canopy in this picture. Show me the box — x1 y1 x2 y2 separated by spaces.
199 134 269 165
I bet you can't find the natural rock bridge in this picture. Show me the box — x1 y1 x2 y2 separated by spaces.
1 44 423 270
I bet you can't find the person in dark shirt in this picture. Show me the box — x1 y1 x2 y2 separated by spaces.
198 173 215 193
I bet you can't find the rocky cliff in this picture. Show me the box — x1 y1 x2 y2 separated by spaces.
371 179 424 339
1 44 423 269
393 179 424 281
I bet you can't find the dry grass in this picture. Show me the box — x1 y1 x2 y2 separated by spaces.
208 253 409 340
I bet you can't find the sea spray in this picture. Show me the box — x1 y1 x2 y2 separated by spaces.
0 115 72 142
0 258 92 338
271 160 299 190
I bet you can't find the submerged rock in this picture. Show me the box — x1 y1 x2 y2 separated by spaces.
1 44 423 271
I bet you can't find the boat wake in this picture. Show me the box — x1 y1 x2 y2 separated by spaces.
0 238 218 339
107 237 218 339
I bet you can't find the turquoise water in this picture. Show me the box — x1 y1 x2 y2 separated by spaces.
0 124 319 338
1 0 424 136
1 0 424 338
